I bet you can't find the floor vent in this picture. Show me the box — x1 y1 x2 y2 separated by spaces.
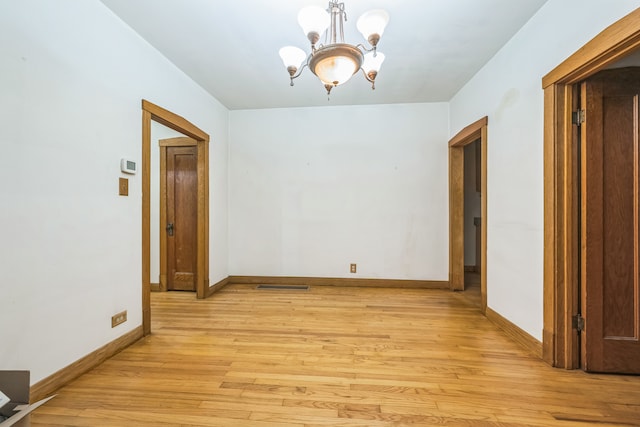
256 284 309 291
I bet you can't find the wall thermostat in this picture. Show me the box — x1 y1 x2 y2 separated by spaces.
120 158 136 175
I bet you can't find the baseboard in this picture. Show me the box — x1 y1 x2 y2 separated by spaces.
206 276 230 298
228 275 448 289
485 307 542 358
30 325 144 402
150 282 161 292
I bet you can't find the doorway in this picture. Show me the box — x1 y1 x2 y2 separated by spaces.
448 116 488 313
464 139 482 291
542 8 640 369
141 100 210 335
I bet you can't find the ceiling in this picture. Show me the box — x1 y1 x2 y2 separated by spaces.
100 0 549 110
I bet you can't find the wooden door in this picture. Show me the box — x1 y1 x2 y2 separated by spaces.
581 67 640 373
166 146 198 291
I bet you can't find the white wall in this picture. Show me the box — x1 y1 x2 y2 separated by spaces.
449 0 640 339
0 0 229 384
229 103 449 281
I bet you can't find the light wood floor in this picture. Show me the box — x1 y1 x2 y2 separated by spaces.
30 284 640 426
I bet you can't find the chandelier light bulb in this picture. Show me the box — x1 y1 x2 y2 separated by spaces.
297 5 330 45
356 9 389 46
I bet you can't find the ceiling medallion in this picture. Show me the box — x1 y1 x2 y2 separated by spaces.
279 1 389 96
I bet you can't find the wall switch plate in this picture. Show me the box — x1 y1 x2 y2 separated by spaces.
111 310 127 327
119 177 128 196
350 263 357 273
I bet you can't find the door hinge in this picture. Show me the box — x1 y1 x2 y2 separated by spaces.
572 110 585 126
572 314 585 333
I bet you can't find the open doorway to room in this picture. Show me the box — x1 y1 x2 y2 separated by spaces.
449 117 488 313
150 124 196 293
542 8 640 372
463 140 482 297
141 100 210 335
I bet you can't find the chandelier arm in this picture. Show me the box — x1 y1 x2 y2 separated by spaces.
360 67 376 90
355 43 376 53
360 67 374 83
288 61 310 86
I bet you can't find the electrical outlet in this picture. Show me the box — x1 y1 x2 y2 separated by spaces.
111 310 127 328
350 263 357 273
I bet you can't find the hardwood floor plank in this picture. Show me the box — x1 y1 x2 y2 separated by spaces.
27 284 640 426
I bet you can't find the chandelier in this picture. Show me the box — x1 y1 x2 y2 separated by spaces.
279 1 389 96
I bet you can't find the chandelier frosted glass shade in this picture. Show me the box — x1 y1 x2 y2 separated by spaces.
363 51 385 73
309 44 363 86
279 46 307 75
298 6 330 44
280 1 389 95
356 9 390 45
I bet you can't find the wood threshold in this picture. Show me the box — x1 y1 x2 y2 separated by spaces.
228 275 448 289
486 307 542 358
29 326 143 403
542 7 640 368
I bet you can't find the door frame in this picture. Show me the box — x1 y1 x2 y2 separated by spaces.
542 8 640 368
449 116 488 313
142 100 210 335
159 137 199 292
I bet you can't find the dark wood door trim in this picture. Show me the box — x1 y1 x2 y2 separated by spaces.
141 100 210 335
448 116 488 313
542 8 640 368
160 136 198 147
